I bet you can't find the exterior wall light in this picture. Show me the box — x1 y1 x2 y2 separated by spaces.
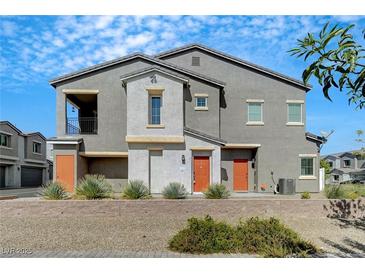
181 155 185 165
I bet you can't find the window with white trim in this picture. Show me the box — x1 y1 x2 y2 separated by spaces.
0 133 10 147
287 103 303 123
33 142 41 154
300 157 314 176
196 97 207 108
247 102 263 123
150 96 161 125
344 159 351 167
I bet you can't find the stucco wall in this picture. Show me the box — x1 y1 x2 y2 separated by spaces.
126 72 184 137
161 49 320 192
128 133 221 194
0 123 19 157
24 134 46 161
221 149 256 192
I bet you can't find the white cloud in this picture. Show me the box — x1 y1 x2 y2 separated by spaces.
0 20 17 37
126 32 154 47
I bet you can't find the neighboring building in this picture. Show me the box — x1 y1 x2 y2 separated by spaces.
0 121 49 188
322 150 365 183
48 43 325 194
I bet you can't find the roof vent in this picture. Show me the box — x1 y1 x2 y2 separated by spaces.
192 56 200 66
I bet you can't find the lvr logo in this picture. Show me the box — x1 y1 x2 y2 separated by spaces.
150 74 157 83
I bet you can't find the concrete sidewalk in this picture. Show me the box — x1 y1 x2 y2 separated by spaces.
0 187 41 198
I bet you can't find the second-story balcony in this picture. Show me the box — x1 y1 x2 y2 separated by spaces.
66 117 98 135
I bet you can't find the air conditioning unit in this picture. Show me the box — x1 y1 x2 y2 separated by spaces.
278 178 296 195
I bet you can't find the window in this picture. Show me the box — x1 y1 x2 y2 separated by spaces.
150 96 161 125
328 161 333 168
33 142 41 154
0 133 10 147
334 175 339 181
300 157 314 177
344 159 351 167
192 56 200 66
247 102 263 124
287 103 303 124
196 97 207 107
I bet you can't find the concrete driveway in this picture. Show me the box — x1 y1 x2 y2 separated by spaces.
0 187 42 198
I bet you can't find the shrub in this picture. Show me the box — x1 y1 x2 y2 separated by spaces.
122 180 150 199
42 181 67 200
169 215 237 254
235 217 318 257
76 174 112 200
203 184 230 199
301 192 311 199
162 182 187 199
169 215 318 257
325 184 345 199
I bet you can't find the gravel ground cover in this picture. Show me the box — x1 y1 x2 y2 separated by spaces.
0 199 364 257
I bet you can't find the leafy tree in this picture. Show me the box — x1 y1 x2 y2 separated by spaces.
289 22 365 109
320 159 331 179
354 129 365 159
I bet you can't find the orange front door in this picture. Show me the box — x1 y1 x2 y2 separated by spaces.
56 155 75 192
194 156 210 192
233 159 248 191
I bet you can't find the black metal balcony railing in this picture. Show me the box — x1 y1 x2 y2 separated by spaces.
66 117 98 135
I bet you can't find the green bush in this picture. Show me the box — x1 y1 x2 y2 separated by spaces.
203 184 230 199
325 184 345 199
324 184 364 199
76 174 112 199
169 215 237 254
169 215 318 257
235 217 318 257
162 182 187 199
42 181 67 200
301 192 311 199
122 180 150 199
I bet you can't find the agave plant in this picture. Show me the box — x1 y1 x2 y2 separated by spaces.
162 182 188 199
203 184 230 199
76 174 112 199
42 181 67 200
122 180 150 199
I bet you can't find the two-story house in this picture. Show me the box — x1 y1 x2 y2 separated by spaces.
48 43 325 194
0 121 49 188
322 150 365 183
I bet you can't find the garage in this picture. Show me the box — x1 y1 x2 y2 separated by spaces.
0 166 5 188
21 166 43 187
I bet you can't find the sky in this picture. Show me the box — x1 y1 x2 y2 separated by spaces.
0 15 364 155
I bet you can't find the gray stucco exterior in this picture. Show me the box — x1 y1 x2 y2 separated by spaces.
49 44 323 193
0 121 49 188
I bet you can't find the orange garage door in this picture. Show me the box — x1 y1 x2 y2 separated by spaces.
56 155 74 192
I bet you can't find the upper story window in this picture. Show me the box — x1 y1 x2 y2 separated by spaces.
150 96 161 125
344 159 351 167
194 94 208 111
192 56 200 66
33 141 41 154
328 161 333 168
287 100 304 125
0 133 10 147
247 100 264 125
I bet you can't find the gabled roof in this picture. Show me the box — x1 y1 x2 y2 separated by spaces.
184 127 226 145
49 53 225 88
339 152 356 159
0 121 22 134
155 43 311 91
120 65 189 83
26 132 47 141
